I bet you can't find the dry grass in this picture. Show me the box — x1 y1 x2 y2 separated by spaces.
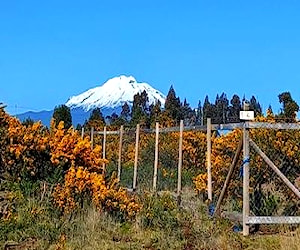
1 187 299 250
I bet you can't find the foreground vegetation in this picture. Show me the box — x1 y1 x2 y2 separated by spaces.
1 103 299 249
1 183 299 250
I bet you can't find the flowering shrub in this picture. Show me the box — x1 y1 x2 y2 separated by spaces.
49 120 105 173
53 166 141 218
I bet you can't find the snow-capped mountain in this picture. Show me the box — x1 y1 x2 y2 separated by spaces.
66 75 166 110
17 75 166 126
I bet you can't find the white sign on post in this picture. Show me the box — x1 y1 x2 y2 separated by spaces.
240 111 255 120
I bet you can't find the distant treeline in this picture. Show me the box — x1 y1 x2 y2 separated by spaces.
23 87 299 130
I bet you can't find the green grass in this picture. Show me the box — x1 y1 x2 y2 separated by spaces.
1 183 299 250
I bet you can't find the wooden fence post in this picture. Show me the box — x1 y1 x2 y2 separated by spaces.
133 124 140 191
243 123 250 236
102 126 107 172
177 120 184 201
81 127 84 139
153 122 159 192
207 118 212 201
90 127 94 149
117 125 124 181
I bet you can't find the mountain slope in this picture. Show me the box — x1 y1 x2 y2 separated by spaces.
66 75 165 110
17 75 166 126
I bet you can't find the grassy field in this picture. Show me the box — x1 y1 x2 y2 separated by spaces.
1 183 299 250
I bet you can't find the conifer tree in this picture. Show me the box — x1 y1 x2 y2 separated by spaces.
181 98 196 126
85 107 105 130
229 94 241 122
164 85 182 125
249 96 262 117
52 104 72 129
278 92 299 122
121 102 131 122
131 90 150 127
213 93 229 124
149 100 162 127
203 95 213 124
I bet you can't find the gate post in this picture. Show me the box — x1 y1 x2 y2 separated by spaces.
243 122 250 236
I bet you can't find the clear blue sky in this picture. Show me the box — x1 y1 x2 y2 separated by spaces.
1 0 300 115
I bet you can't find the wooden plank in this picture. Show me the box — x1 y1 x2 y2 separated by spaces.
247 122 300 130
250 139 300 199
243 124 250 236
133 124 140 190
153 122 159 192
117 125 123 181
96 131 119 135
177 120 184 197
211 123 243 131
207 118 212 201
214 138 243 216
247 216 300 224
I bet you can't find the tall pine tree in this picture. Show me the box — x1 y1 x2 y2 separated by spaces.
203 95 213 124
164 85 182 125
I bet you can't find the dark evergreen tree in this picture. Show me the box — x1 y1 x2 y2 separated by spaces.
131 90 150 127
277 92 299 122
164 85 182 124
203 95 213 124
149 100 162 126
107 112 125 127
181 98 196 126
52 104 72 129
89 108 105 123
85 107 105 129
229 94 241 122
249 96 262 117
120 102 131 122
213 93 229 124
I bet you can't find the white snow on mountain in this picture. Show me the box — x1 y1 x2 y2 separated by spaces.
66 75 166 111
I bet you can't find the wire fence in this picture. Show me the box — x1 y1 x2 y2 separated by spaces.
83 119 300 236
248 124 300 225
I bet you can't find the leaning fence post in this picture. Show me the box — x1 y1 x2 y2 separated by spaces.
207 118 212 201
102 126 107 172
90 127 94 149
177 120 184 203
243 122 250 236
153 122 159 192
214 138 243 216
133 124 140 191
117 125 124 181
